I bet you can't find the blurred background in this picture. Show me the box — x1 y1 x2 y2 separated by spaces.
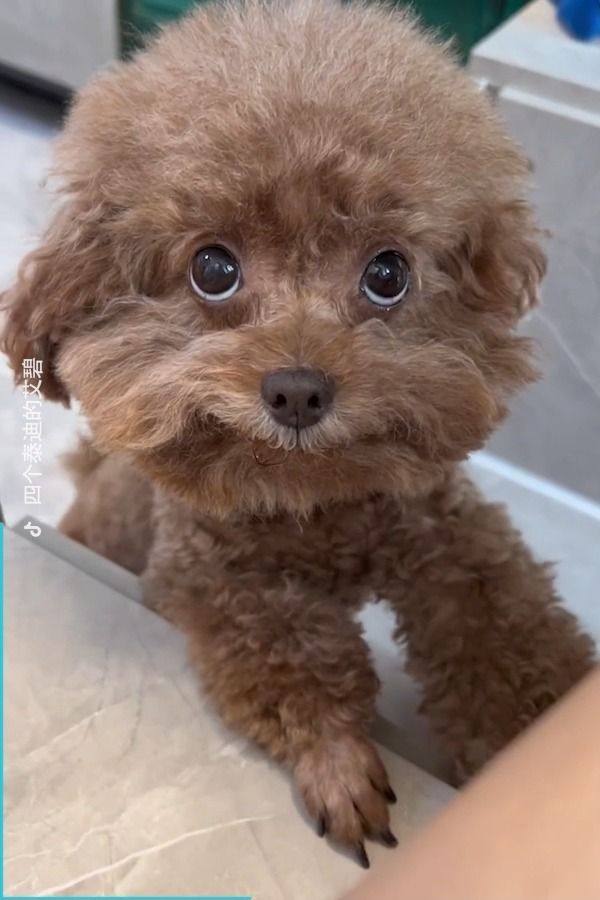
0 0 534 80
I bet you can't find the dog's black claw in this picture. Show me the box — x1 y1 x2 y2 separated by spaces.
383 785 397 804
356 842 370 869
317 814 327 837
380 828 398 848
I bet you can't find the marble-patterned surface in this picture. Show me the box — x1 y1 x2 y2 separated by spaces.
4 527 455 898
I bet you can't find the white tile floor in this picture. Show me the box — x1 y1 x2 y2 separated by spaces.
1 79 598 781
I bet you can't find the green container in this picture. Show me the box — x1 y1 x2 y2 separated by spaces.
121 0 200 51
121 0 528 59
123 0 198 32
412 0 527 57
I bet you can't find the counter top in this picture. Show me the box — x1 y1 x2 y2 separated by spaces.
3 526 454 898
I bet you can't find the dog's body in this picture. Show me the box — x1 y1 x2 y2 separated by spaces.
59 443 594 857
2 0 595 864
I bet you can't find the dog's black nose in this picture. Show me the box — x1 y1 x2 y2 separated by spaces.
261 367 334 430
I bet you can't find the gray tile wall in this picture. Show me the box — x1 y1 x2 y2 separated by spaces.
489 91 600 502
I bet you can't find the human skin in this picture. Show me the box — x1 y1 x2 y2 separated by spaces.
343 666 600 899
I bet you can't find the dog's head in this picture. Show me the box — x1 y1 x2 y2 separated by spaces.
1 0 544 517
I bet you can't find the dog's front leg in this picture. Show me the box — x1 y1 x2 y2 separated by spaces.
143 563 396 863
379 474 596 783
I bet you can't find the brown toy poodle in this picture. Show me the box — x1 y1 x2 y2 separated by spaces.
2 0 595 868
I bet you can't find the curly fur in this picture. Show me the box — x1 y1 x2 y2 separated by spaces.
1 0 594 863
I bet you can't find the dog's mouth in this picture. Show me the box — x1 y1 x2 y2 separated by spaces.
250 420 320 466
180 398 467 471
250 426 324 466
249 424 359 465
248 423 404 468
194 407 407 467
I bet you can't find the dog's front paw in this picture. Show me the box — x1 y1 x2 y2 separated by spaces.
294 731 397 867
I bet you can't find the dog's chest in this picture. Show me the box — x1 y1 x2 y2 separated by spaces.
205 496 415 598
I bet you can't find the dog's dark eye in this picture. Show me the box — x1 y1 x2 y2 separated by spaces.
189 246 241 301
360 251 410 308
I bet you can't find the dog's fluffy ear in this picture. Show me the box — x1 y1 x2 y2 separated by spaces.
1 63 127 404
462 199 546 320
1 196 111 404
